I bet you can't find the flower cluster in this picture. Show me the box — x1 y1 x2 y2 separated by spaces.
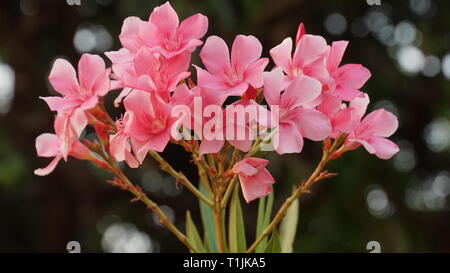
35 2 399 204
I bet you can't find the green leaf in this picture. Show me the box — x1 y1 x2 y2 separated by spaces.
264 229 282 253
255 191 274 253
279 197 299 253
228 184 247 253
185 210 207 253
199 183 217 252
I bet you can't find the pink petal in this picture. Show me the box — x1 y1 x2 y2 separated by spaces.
34 155 63 176
293 34 327 68
195 65 230 90
244 58 269 89
274 122 304 154
293 109 332 141
233 160 258 176
178 13 208 41
40 96 80 112
269 38 293 74
119 16 145 52
282 75 322 109
35 133 61 157
359 109 399 138
231 35 263 72
134 47 159 76
350 93 370 120
199 139 225 155
149 2 179 34
228 138 253 152
263 68 284 106
334 85 363 101
91 68 111 97
326 41 348 72
367 136 400 160
331 107 356 137
239 169 274 203
199 35 231 77
48 59 79 97
140 131 170 152
78 54 107 95
70 109 88 137
336 64 371 89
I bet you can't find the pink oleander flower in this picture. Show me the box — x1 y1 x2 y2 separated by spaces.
114 2 207 58
34 133 101 176
123 90 174 158
42 54 111 113
270 33 328 86
107 47 190 101
195 35 269 104
110 113 139 168
345 94 400 159
232 158 275 203
42 54 111 158
143 1 208 58
324 41 371 101
263 68 332 154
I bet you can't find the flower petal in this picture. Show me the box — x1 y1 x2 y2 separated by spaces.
199 35 231 77
367 136 400 160
282 75 322 109
36 133 61 157
231 35 263 72
293 109 331 141
178 13 208 41
34 155 63 176
270 37 293 74
149 2 179 33
48 59 79 97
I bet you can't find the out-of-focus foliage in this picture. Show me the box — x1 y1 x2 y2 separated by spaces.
0 0 449 252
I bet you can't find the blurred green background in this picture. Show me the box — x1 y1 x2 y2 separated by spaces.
0 0 449 252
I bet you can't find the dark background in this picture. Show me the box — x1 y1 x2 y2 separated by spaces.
0 0 449 252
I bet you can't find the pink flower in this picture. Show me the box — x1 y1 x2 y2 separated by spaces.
263 68 332 154
107 47 190 101
114 2 208 59
232 157 275 203
324 41 371 100
34 133 99 176
270 34 328 85
110 113 139 168
42 54 111 113
143 1 208 58
123 90 174 156
345 94 399 159
195 35 269 104
41 54 110 158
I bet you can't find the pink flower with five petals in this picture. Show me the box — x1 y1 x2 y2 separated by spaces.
195 35 269 104
345 94 400 159
263 68 332 154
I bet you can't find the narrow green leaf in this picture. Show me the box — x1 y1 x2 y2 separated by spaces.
186 210 207 253
255 191 274 253
264 229 282 253
228 184 247 253
279 197 299 253
199 183 217 252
